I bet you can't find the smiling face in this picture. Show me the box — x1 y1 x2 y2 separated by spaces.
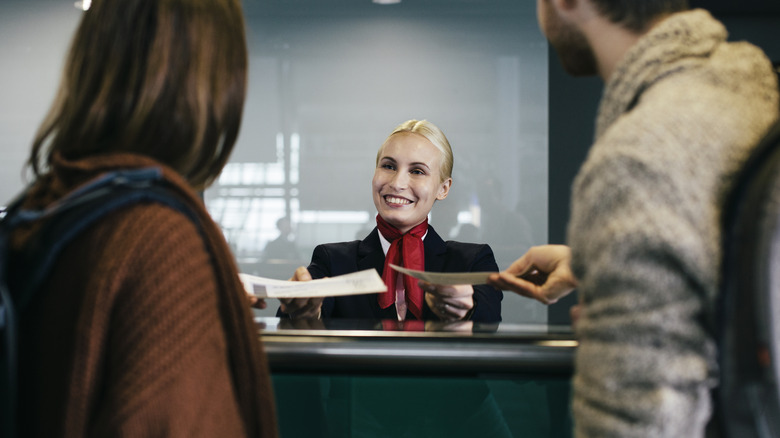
372 132 452 234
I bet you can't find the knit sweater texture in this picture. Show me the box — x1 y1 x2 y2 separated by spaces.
11 153 278 437
567 9 779 438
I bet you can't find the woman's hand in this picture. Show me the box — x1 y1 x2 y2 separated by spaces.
421 282 474 321
488 244 577 305
278 266 324 319
247 294 268 310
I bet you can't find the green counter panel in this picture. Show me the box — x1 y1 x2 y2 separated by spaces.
272 374 572 438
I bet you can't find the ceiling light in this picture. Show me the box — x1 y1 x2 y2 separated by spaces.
74 0 91 11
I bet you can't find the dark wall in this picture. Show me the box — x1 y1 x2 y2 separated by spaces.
545 47 601 324
546 9 780 325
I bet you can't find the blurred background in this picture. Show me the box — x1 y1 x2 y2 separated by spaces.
210 1 549 322
0 0 550 323
2 0 778 324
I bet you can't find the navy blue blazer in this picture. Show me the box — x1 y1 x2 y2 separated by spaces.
285 225 502 322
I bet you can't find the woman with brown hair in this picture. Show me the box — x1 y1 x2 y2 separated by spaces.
8 0 277 436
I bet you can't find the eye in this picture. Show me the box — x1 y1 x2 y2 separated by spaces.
410 168 426 175
380 163 396 171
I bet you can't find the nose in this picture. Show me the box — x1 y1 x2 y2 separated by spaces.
389 171 408 190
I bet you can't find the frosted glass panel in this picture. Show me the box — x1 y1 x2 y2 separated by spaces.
215 1 550 323
0 0 548 323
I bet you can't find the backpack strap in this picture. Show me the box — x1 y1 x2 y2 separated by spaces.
14 168 201 309
0 167 202 438
0 216 19 437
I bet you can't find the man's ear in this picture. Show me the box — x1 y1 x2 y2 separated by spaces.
437 178 452 200
551 0 579 12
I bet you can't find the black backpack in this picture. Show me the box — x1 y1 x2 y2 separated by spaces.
715 120 780 437
0 167 202 437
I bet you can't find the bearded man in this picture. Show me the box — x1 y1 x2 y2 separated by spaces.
489 1 779 436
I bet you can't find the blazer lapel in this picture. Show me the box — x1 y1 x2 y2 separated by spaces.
357 227 394 319
423 225 447 272
358 227 385 273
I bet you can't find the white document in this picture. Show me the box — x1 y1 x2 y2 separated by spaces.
239 269 387 298
389 264 496 285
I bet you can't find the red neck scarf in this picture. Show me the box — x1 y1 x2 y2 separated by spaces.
381 319 425 331
376 215 427 320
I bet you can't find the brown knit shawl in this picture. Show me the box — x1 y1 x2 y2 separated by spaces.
12 153 277 437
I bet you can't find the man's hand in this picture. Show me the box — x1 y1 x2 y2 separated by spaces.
488 244 577 305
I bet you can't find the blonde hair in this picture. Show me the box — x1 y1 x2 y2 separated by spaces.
376 119 454 182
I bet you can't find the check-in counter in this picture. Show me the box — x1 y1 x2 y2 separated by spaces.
257 317 577 438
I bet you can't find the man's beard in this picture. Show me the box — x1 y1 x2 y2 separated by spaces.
543 3 599 77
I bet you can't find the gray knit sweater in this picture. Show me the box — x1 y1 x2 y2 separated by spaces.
567 9 779 437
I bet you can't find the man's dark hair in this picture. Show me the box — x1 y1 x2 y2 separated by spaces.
590 0 689 32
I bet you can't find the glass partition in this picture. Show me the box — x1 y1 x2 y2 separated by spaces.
0 0 549 323
218 1 550 323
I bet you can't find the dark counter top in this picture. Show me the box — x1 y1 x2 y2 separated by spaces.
256 317 577 376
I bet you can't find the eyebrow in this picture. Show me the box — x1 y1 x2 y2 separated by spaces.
379 156 432 170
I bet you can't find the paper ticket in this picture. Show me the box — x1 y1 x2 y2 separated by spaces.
239 269 387 298
389 264 496 285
